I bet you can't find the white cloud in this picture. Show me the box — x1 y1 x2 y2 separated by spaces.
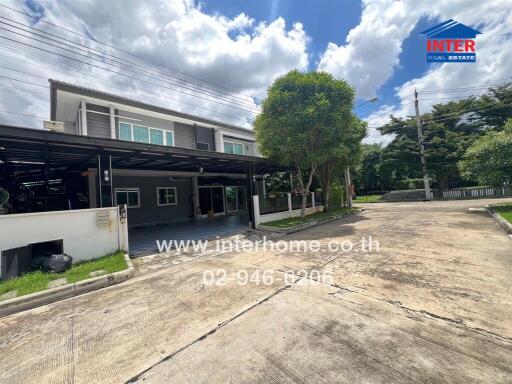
318 0 512 144
0 0 308 128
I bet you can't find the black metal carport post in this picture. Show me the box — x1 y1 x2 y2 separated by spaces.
246 165 257 228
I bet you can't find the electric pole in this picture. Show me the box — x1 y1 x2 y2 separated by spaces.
414 89 432 201
344 166 353 208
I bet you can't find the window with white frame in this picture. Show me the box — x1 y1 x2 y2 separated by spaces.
224 140 244 155
157 187 177 206
115 188 140 208
119 122 174 146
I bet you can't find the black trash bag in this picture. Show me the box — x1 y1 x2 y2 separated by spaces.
32 253 73 273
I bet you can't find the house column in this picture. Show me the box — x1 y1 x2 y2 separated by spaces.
80 99 88 135
192 176 200 218
97 154 113 207
214 129 224 152
109 105 116 139
246 165 257 228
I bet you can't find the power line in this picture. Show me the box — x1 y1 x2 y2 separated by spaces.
0 32 260 114
0 16 260 111
0 110 47 120
419 82 511 94
0 3 258 102
0 50 252 125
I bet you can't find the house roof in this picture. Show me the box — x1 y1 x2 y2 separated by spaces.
420 19 482 39
0 124 290 180
49 79 255 135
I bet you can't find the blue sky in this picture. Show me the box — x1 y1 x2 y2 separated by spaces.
0 0 510 144
201 1 445 120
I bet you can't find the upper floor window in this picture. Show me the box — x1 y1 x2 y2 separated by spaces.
224 140 244 155
119 122 174 146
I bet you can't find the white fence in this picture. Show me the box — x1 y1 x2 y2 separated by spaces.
0 206 129 268
253 193 324 226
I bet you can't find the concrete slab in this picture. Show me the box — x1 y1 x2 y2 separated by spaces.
0 198 510 383
48 278 67 289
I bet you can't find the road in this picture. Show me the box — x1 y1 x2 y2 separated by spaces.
0 199 511 383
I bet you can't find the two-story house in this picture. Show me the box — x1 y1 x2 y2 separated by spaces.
0 80 288 237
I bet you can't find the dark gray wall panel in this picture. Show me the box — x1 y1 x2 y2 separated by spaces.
113 175 193 227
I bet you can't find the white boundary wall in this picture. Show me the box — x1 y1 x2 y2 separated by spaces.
253 194 324 226
0 207 128 267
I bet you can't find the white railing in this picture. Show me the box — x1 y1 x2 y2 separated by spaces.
253 193 323 226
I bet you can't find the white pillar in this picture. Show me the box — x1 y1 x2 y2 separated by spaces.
311 192 315 209
109 105 116 139
80 99 88 136
252 195 261 227
287 192 292 216
214 129 224 152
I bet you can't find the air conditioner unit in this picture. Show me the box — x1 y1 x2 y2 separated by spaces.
44 120 65 132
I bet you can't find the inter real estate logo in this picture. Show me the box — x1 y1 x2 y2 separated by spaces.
420 19 481 63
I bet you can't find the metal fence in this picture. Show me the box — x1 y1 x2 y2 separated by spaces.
291 193 312 209
258 194 289 214
382 187 512 202
315 192 324 206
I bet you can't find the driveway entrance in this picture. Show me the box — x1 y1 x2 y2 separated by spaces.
128 213 249 255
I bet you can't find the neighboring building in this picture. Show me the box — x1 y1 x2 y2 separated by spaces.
0 80 288 229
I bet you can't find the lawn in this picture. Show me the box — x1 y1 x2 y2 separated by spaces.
0 251 127 299
354 194 382 203
262 207 358 229
492 204 512 224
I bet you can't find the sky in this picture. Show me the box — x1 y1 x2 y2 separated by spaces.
0 0 510 145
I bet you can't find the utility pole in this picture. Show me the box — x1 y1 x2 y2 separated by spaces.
344 166 353 208
414 89 432 201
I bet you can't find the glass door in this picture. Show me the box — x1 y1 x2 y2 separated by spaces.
225 186 246 213
198 186 225 216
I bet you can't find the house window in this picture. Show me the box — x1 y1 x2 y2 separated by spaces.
115 188 140 208
150 128 163 145
196 142 210 151
157 187 177 206
224 140 244 155
166 131 174 146
133 125 149 143
118 122 174 146
119 122 132 141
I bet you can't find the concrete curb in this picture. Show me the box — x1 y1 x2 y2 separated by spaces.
0 253 134 318
257 209 361 235
486 205 512 235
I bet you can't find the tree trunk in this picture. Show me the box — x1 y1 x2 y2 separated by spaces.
323 189 330 211
297 164 317 218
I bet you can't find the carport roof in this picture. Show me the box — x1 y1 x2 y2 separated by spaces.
0 125 291 176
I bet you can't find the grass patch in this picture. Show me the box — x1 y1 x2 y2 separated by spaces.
354 194 382 203
0 251 127 299
262 207 358 229
492 204 512 225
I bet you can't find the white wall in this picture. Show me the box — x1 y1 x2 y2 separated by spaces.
0 207 122 266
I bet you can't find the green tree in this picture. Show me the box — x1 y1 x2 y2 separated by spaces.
459 119 512 186
317 116 366 211
254 70 355 217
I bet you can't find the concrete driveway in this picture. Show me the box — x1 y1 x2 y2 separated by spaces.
0 199 511 383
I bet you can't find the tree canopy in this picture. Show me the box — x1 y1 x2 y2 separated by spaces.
254 70 360 215
458 119 512 186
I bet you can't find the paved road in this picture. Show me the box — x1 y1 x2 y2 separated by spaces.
1 199 511 383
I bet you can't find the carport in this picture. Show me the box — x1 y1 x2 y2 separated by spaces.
129 213 249 255
0 124 290 255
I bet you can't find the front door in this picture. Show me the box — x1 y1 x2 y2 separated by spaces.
198 186 225 215
225 186 247 213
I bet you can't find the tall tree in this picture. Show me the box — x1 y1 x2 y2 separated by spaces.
254 70 355 217
317 116 366 211
459 119 512 186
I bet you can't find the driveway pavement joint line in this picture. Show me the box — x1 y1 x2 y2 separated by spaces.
382 249 512 272
294 271 512 346
294 287 512 372
125 282 299 383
